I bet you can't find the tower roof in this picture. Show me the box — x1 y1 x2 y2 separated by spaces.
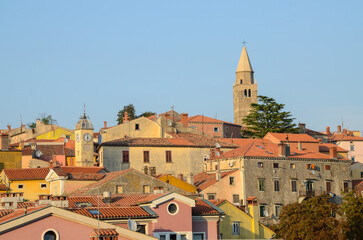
75 115 94 130
236 46 253 72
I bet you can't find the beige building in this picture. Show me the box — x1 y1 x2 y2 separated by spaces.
233 46 258 125
204 138 352 225
98 133 237 183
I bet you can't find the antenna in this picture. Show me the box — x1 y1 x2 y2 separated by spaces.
128 219 139 231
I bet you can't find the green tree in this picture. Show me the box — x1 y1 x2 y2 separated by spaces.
271 195 344 240
138 111 156 118
28 113 57 129
241 95 298 138
117 104 136 124
340 191 363 240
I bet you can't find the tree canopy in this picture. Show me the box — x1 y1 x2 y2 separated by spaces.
241 95 299 138
340 191 363 240
271 195 344 240
28 113 57 129
116 104 156 124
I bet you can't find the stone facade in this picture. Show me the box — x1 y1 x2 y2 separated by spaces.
75 115 94 167
233 46 258 125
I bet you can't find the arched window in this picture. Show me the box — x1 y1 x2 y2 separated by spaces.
244 89 247 97
248 89 251 97
240 79 243 84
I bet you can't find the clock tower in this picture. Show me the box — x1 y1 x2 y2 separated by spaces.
75 112 94 167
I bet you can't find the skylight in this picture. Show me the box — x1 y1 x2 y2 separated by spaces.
75 202 93 207
257 145 265 149
88 209 101 215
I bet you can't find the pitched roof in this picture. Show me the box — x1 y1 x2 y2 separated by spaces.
188 115 240 126
51 166 107 180
90 229 118 237
102 133 236 148
236 46 253 72
0 206 47 224
319 143 348 152
264 132 319 143
67 194 151 208
70 206 154 219
331 134 363 142
4 168 50 180
194 170 238 191
216 140 349 161
192 199 221 216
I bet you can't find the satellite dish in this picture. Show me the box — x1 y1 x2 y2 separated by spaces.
215 143 220 148
64 138 68 143
127 219 138 231
216 152 220 157
264 210 269 217
35 150 42 158
228 162 234 167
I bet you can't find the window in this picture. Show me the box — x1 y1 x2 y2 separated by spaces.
325 165 331 170
149 167 156 176
214 127 219 132
350 145 354 151
143 185 150 193
361 172 363 178
326 181 331 192
290 163 295 169
143 151 150 163
274 179 280 192
207 193 216 200
244 89 247 97
180 235 187 240
351 157 355 162
160 235 166 240
18 184 24 189
291 180 297 192
257 162 263 168
122 151 129 163
40 183 47 189
275 205 282 217
166 151 172 163
135 123 140 130
259 205 266 218
232 221 240 235
229 176 235 185
343 182 349 192
258 179 265 192
193 233 205 240
42 230 59 240
273 163 279 168
168 203 178 215
233 194 239 203
116 185 123 194
144 166 149 174
136 225 146 234
307 164 315 170
170 234 177 240
240 79 243 84
248 89 251 97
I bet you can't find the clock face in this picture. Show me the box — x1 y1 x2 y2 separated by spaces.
76 134 80 142
84 133 92 142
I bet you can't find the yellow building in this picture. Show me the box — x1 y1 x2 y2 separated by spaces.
216 199 274 239
0 168 50 201
0 150 22 172
36 127 74 141
157 174 197 193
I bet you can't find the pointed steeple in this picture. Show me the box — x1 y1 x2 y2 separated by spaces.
236 46 253 72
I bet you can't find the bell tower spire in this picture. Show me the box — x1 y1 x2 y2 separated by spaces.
233 46 258 125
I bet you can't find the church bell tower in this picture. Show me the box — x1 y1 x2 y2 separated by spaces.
233 46 258 125
75 110 94 167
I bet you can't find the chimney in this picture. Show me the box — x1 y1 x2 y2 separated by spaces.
247 197 260 235
298 123 306 134
7 125 11 131
123 112 129 123
216 171 221 181
0 133 9 150
178 173 184 181
104 121 107 128
326 126 330 138
343 129 348 135
297 141 302 150
103 191 112 204
337 125 341 133
180 113 189 127
49 160 54 169
278 142 286 157
329 146 337 159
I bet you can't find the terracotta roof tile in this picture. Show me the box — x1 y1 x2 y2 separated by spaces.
4 168 50 180
331 135 363 142
188 115 241 126
90 229 118 237
264 132 319 143
70 206 153 219
0 206 48 224
194 171 238 191
67 194 151 208
319 143 348 152
17 201 36 208
0 209 14 218
0 183 9 191
192 199 220 215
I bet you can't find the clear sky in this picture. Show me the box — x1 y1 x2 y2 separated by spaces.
1 1 362 133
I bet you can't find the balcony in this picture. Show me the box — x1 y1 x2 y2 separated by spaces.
299 190 328 198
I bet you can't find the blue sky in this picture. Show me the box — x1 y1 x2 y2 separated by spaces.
1 1 362 133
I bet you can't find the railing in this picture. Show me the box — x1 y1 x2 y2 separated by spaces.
299 190 328 198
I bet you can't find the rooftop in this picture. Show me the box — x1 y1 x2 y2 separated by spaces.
4 168 50 180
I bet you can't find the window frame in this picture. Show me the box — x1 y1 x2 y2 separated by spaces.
17 184 24 189
259 205 266 218
232 221 240 235
143 151 150 163
274 179 280 192
122 150 129 163
229 176 235 185
257 162 263 168
291 180 297 192
258 179 265 192
40 183 47 189
273 163 279 169
166 150 172 163
207 193 216 200
214 127 219 132
135 123 140 130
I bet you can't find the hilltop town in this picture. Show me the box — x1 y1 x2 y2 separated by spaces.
0 47 362 240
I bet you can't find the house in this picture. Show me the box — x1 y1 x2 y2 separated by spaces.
194 170 242 204
0 133 22 171
0 205 156 240
71 168 194 196
205 137 352 225
0 168 50 201
98 132 237 181
213 199 274 239
188 115 242 138
331 134 363 163
263 132 320 152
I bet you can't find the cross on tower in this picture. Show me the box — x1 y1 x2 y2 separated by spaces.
241 40 247 46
